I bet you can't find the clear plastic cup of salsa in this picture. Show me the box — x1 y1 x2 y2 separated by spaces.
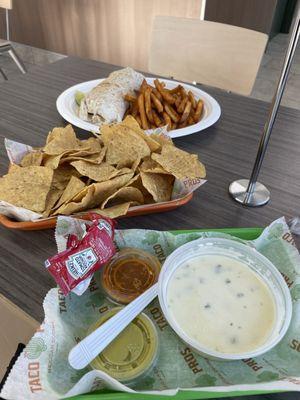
101 247 161 304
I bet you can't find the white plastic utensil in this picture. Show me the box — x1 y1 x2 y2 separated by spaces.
68 283 158 370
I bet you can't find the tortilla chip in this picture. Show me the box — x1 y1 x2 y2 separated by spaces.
44 125 81 155
43 188 63 217
79 137 102 153
101 187 144 209
150 132 173 147
62 146 106 165
88 202 131 218
121 115 140 130
121 116 161 152
46 129 57 144
115 167 133 177
125 173 140 185
101 124 150 166
140 157 170 174
56 138 102 164
0 166 53 212
54 172 134 215
43 151 72 169
70 161 122 182
55 176 86 209
92 173 134 206
54 184 95 216
117 158 141 172
62 148 98 158
131 158 141 172
152 144 206 180
116 159 133 169
126 173 154 203
140 171 174 203
52 165 80 190
20 151 43 167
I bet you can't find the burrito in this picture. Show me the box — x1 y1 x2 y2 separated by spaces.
79 67 144 125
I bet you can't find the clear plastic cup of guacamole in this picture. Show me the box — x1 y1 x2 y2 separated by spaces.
87 307 158 384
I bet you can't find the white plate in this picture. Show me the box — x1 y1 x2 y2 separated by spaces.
56 77 221 138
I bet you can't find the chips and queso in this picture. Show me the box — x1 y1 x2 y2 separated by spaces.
0 116 206 219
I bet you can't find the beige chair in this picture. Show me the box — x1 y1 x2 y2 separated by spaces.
0 294 39 380
0 0 27 80
149 16 268 96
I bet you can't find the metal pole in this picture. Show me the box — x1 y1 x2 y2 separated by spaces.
5 8 10 42
229 14 300 207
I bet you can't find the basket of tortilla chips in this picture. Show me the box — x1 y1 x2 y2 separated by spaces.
0 116 206 230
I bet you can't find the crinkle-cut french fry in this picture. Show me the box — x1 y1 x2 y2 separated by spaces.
154 79 176 104
189 106 195 120
175 96 182 110
152 88 162 101
153 79 161 90
124 94 137 103
188 91 197 109
162 90 176 105
187 115 194 125
131 100 138 117
177 96 188 113
180 86 188 99
178 119 188 129
162 111 172 130
140 79 148 93
138 93 149 130
169 85 183 94
164 103 180 123
180 100 192 123
194 99 204 122
145 87 154 124
150 92 163 113
152 109 163 127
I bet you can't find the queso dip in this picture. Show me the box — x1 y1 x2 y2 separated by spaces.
167 255 276 354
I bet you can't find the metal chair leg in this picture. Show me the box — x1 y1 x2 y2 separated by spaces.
0 66 8 80
7 46 27 74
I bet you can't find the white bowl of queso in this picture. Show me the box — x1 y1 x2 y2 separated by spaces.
158 238 292 360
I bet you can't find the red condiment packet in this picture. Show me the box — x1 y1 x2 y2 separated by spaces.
45 214 116 295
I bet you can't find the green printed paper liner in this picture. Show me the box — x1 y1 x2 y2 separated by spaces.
1 217 300 400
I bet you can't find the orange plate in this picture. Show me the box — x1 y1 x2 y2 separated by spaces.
0 193 193 231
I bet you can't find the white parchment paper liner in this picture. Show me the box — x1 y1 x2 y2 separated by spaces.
0 133 205 222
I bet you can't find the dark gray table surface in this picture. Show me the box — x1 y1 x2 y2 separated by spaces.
0 56 299 400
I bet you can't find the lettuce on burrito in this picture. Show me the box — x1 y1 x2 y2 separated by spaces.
79 67 144 125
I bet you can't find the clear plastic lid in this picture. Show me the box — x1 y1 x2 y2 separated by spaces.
101 247 161 304
87 307 158 383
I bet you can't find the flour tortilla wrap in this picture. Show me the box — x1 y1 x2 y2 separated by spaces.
79 67 144 125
